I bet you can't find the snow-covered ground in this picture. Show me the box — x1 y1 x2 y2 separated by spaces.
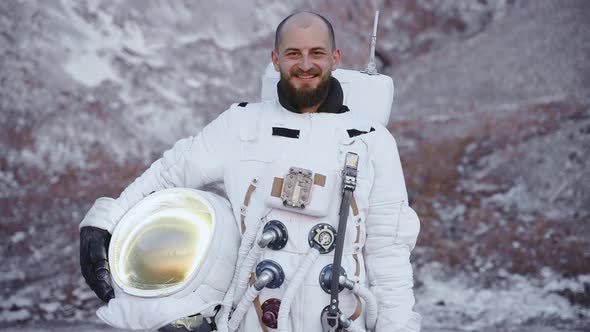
415 263 590 331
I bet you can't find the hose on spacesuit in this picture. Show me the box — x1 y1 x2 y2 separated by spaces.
232 229 278 306
340 276 378 330
277 247 321 332
217 217 264 332
228 269 275 331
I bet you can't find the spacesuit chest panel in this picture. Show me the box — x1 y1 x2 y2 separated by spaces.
240 119 335 217
234 107 374 229
239 111 371 191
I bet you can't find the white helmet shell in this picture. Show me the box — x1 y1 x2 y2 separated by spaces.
96 188 240 331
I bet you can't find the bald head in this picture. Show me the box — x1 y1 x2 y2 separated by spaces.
274 12 336 52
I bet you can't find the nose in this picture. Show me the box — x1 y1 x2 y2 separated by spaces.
298 54 312 71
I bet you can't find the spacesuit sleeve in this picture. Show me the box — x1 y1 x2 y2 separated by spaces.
79 106 238 233
363 126 422 332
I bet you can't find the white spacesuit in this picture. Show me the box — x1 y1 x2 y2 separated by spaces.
81 65 421 331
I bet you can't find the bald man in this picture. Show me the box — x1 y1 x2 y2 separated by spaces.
80 11 421 332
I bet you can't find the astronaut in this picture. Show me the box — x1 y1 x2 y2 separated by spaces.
80 11 421 332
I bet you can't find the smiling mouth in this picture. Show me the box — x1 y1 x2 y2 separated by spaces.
296 74 317 81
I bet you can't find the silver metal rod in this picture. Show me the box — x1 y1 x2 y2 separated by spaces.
363 10 380 75
339 314 352 328
254 270 273 290
372 10 380 36
257 229 277 248
338 275 355 290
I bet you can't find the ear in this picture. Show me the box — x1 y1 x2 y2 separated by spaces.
331 48 341 71
271 49 280 72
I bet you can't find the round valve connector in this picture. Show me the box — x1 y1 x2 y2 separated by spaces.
308 223 337 254
261 298 281 328
263 220 288 250
255 260 285 289
319 264 347 294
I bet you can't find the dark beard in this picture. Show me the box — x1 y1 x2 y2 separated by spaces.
278 71 331 110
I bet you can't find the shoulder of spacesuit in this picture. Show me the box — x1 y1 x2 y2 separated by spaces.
342 107 392 141
341 106 375 134
227 100 269 110
226 101 268 115
219 101 269 138
347 118 398 158
369 121 391 135
219 101 265 124
370 121 398 145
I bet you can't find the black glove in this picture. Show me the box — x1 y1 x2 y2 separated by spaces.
80 226 115 302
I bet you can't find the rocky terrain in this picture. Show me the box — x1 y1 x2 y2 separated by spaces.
1 0 588 330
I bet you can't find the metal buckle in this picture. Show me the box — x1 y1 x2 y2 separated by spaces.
342 153 359 192
281 167 313 209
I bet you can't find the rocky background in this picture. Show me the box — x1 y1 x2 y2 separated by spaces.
1 0 589 331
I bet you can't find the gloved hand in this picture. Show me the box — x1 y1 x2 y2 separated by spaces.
80 226 115 302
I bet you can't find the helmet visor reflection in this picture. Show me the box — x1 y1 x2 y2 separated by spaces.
121 215 204 290
110 190 215 297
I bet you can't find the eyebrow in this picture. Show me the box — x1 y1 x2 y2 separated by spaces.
282 47 329 53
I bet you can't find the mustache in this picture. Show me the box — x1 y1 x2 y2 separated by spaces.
291 67 321 77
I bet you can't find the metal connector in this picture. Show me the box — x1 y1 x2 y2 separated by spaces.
260 220 288 250
254 270 274 290
257 230 278 248
338 275 355 290
255 260 285 289
339 313 352 328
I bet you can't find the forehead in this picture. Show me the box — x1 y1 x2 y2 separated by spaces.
278 15 331 51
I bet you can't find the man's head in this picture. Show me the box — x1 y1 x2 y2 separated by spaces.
272 12 341 111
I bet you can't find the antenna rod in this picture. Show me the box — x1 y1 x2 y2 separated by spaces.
363 11 380 75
